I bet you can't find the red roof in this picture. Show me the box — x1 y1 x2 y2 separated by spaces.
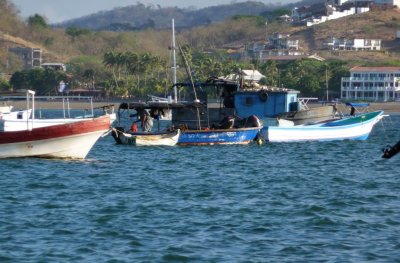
350 66 400 72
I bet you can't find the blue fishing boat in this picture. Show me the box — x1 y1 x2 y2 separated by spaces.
112 21 263 147
178 126 261 146
112 100 263 146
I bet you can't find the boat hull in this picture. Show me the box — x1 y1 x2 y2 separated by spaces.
178 127 261 146
112 128 180 146
263 111 384 142
0 115 110 158
277 105 334 125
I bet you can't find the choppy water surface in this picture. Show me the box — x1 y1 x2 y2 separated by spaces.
0 114 399 262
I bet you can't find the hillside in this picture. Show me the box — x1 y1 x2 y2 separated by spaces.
285 7 400 63
56 1 277 30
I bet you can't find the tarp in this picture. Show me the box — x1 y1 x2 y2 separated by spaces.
345 102 370 107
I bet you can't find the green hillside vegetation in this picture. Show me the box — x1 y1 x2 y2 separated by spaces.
0 0 399 100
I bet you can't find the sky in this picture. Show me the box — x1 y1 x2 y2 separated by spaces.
9 0 295 23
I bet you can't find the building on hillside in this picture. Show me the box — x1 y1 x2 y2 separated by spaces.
268 33 300 50
293 0 397 28
261 54 326 62
324 37 381 50
223 70 266 83
277 14 291 22
292 3 333 22
41 63 66 71
292 0 370 27
341 66 400 101
8 47 42 70
373 0 400 7
244 33 304 61
323 0 399 8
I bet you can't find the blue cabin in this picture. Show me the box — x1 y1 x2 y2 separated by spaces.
234 89 299 119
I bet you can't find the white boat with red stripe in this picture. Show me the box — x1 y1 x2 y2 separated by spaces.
0 90 110 159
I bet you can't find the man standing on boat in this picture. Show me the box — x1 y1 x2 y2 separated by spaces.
142 110 153 132
134 109 153 132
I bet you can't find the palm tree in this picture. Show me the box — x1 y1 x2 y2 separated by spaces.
103 51 119 89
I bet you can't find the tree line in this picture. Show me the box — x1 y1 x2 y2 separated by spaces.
4 47 350 100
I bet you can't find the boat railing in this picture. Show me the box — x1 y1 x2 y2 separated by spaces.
297 97 319 110
26 90 35 130
1 94 95 119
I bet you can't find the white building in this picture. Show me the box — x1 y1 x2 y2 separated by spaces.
8 47 42 70
325 38 381 50
224 70 266 83
341 66 400 101
269 33 300 50
374 0 400 6
41 63 66 71
328 0 400 7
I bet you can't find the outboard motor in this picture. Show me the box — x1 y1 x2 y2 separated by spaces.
243 115 262 128
219 115 235 129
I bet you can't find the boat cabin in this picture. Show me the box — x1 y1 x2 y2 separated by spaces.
208 77 300 119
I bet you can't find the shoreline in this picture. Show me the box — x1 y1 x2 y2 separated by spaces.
4 100 400 114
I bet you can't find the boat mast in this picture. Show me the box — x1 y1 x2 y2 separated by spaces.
326 66 329 101
178 44 201 130
172 19 177 103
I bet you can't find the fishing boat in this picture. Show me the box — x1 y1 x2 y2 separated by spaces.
178 126 261 146
263 110 384 142
112 20 262 147
0 105 12 113
382 140 400 159
0 103 32 120
113 100 263 146
0 90 111 159
275 98 336 125
0 115 110 159
208 73 335 125
0 95 115 131
111 128 180 146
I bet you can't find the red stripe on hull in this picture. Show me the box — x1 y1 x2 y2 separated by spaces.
0 115 110 144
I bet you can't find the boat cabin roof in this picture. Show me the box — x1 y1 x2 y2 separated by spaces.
118 101 205 111
345 102 370 107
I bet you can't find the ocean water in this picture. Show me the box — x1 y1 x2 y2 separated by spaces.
0 113 399 262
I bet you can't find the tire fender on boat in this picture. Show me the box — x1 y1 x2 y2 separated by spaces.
259 91 268 102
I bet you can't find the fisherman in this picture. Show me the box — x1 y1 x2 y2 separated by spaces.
142 110 153 132
332 103 338 116
134 108 154 132
350 106 356 116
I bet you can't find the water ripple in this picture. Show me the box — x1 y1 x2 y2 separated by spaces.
0 115 399 262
